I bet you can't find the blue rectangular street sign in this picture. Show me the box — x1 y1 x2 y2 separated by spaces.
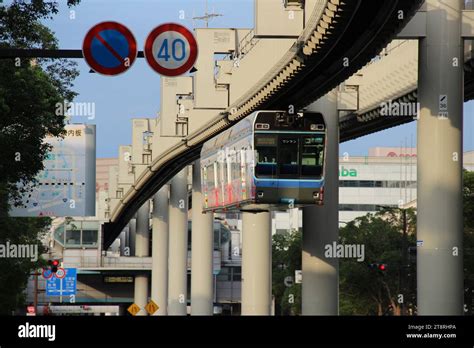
46 268 77 296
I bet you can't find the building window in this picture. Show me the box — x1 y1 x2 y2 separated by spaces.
65 229 81 247
54 225 65 245
339 204 397 211
339 180 417 188
82 229 98 247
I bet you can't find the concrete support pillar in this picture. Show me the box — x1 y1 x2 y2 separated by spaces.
168 167 189 315
241 211 272 315
119 230 126 256
129 218 136 256
302 90 339 315
152 185 169 315
417 0 464 315
134 275 148 316
134 201 150 316
124 226 130 253
191 160 214 315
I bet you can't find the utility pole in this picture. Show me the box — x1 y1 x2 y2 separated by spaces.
33 270 39 315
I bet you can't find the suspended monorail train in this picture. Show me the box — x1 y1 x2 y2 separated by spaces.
200 110 327 212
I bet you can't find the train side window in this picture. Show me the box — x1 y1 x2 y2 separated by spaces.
231 149 240 182
226 150 233 185
213 162 218 188
255 135 277 178
206 164 215 189
301 136 324 178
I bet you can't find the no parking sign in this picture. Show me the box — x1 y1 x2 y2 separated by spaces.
144 23 198 76
82 21 137 76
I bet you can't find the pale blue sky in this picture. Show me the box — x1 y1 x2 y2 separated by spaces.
39 0 474 157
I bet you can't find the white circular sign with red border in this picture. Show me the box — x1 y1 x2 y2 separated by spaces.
144 23 198 76
55 268 66 279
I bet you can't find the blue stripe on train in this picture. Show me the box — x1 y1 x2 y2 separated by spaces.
254 178 324 188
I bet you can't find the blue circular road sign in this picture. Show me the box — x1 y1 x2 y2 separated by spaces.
83 21 137 76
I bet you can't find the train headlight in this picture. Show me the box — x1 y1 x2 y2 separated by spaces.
310 124 325 131
313 192 320 199
257 191 264 198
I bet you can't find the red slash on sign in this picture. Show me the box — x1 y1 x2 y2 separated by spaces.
83 21 137 76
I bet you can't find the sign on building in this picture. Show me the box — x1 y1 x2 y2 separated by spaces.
10 125 96 217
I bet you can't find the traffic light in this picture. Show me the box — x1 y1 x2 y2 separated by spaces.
49 259 60 273
368 263 388 272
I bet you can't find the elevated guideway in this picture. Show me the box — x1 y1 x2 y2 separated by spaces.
103 0 424 249
340 40 474 142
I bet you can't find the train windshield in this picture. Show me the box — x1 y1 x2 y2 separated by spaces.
255 135 277 177
301 136 324 177
255 133 324 179
279 137 299 176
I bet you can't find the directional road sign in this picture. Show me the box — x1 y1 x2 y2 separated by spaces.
46 268 77 296
144 23 198 76
145 300 159 315
127 303 141 316
83 21 137 76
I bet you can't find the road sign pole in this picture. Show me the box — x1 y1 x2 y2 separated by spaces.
59 276 63 303
33 271 39 315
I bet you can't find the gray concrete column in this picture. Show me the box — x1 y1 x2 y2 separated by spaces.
134 275 148 316
134 201 150 316
151 185 169 316
241 211 272 315
119 230 126 256
191 160 214 315
417 0 464 315
168 167 189 315
129 218 136 256
302 90 339 315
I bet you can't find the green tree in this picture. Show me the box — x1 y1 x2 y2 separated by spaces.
464 169 474 314
340 167 474 315
0 0 79 314
339 211 417 316
272 229 302 315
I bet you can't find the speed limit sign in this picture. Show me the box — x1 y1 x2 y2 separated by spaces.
144 23 198 76
55 267 66 279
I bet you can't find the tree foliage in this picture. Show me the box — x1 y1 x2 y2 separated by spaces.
339 211 417 315
0 0 79 314
272 229 302 315
464 169 474 313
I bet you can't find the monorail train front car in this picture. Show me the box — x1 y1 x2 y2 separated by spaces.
201 110 326 212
